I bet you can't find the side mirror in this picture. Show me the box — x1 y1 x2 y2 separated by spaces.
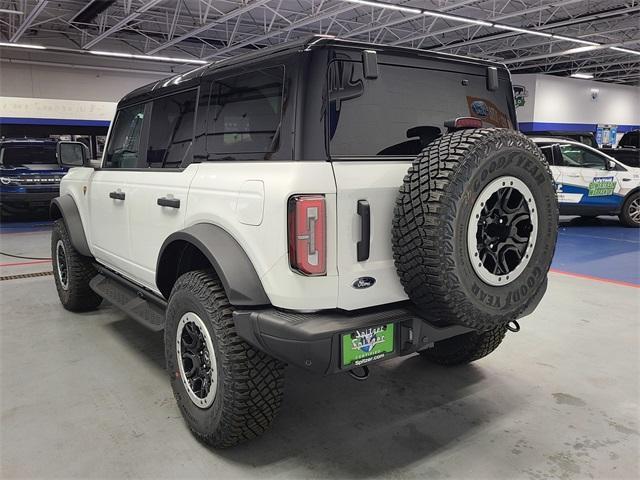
57 141 89 168
608 160 617 170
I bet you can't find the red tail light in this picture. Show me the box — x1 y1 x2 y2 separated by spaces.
288 195 326 276
445 117 483 130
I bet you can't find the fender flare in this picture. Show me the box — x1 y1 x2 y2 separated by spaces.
49 195 92 257
156 223 270 306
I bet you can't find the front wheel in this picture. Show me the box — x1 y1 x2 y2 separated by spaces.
165 270 285 448
51 219 102 311
419 325 508 366
619 192 640 227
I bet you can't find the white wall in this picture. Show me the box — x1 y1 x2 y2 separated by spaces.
512 73 640 129
0 60 168 122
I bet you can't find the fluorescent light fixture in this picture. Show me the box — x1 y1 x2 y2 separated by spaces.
571 72 594 79
610 46 640 55
493 24 552 37
424 11 492 27
0 41 46 49
90 50 207 65
552 35 599 46
564 45 600 55
344 0 421 14
0 8 23 14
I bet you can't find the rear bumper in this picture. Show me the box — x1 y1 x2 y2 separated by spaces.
233 304 473 374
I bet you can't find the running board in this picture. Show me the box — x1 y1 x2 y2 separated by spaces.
89 270 166 331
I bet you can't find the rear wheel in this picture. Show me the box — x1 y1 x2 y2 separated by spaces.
619 192 640 227
51 219 102 311
392 128 558 332
419 325 508 366
165 270 285 448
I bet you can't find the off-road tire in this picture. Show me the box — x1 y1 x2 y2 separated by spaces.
619 192 640 228
419 324 508 366
392 128 558 331
165 270 285 448
51 219 102 311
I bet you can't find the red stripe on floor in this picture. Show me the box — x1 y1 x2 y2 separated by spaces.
0 259 52 267
550 269 640 288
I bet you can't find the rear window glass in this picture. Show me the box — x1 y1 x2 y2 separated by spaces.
207 66 284 156
0 144 58 167
327 60 514 158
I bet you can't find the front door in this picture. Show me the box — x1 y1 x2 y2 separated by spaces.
89 102 146 274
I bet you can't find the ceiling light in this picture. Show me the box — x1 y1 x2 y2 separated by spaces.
493 24 552 37
424 11 492 27
552 35 599 46
571 72 594 79
564 45 600 55
610 46 640 55
0 41 46 49
89 50 207 64
344 0 421 14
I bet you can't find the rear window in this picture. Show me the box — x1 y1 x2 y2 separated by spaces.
327 60 514 158
0 144 58 167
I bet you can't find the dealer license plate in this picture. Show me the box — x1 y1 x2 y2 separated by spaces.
341 323 395 368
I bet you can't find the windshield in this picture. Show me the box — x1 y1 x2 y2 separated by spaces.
1 144 58 167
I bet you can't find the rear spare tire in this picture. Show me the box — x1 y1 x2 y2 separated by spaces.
392 128 558 331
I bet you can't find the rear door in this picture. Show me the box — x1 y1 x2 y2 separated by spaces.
126 89 199 290
556 143 624 213
328 56 516 310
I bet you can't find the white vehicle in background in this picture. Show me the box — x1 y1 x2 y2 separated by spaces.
532 137 640 227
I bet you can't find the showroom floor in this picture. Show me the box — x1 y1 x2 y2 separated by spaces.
1 217 638 479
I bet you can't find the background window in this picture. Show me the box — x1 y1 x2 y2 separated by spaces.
147 90 197 168
207 66 284 156
560 144 607 169
104 104 145 168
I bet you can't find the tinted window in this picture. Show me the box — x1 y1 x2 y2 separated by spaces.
327 60 514 157
619 131 639 148
560 144 607 170
104 104 145 168
0 144 57 167
147 90 197 168
207 66 284 156
538 145 556 166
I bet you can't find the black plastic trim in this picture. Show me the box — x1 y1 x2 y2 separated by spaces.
156 223 270 306
49 195 92 257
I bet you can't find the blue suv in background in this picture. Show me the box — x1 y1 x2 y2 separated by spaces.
0 138 69 217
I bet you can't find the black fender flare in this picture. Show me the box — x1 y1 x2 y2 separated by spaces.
156 223 270 306
49 195 92 257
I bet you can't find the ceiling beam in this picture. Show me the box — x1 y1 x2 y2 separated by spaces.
10 0 48 42
83 0 165 49
202 2 359 60
147 0 271 55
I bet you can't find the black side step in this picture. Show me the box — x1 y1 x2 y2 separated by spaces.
89 270 166 331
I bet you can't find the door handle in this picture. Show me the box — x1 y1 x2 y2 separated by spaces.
565 173 580 178
109 191 125 200
157 197 180 209
357 200 370 262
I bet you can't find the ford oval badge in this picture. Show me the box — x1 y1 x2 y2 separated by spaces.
352 277 376 289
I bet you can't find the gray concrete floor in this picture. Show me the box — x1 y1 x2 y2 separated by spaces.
1 227 639 480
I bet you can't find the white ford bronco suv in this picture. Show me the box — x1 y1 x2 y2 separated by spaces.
51 37 558 448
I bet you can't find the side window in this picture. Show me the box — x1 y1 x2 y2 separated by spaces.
619 132 639 148
538 145 556 166
560 144 607 170
104 104 145 168
207 66 284 156
147 90 197 168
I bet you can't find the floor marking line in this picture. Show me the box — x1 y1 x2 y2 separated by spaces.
558 231 640 244
549 269 639 288
0 259 52 267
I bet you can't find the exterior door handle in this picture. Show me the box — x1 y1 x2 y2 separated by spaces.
157 197 180 209
109 191 125 200
357 199 370 262
565 173 580 178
